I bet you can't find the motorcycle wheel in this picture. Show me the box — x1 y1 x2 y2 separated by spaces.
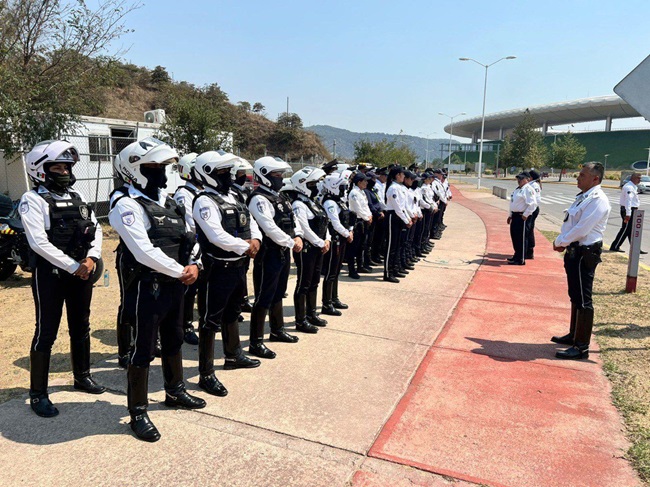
0 259 18 281
91 257 104 286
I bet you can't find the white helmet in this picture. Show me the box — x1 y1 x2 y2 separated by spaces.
178 152 198 181
322 173 349 195
25 140 79 184
334 163 350 174
194 150 239 190
253 156 292 190
114 137 178 187
291 166 326 198
230 157 253 177
280 177 294 193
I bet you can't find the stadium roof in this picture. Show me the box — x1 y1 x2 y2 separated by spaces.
447 95 642 140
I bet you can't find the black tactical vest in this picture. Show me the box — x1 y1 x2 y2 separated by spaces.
39 190 95 261
195 191 252 259
111 188 192 273
323 195 354 230
295 194 328 239
248 188 296 242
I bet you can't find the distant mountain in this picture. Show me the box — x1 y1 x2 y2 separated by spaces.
305 125 458 162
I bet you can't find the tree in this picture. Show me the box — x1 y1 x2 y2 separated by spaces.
550 132 587 181
353 138 417 167
150 65 171 86
0 0 141 157
499 110 548 170
252 102 265 114
237 101 251 112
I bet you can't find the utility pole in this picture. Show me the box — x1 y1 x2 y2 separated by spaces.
333 139 337 159
286 97 289 117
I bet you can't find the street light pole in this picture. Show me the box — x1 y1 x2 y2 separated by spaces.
604 154 610 178
646 148 650 177
438 113 465 171
459 56 516 188
419 131 437 169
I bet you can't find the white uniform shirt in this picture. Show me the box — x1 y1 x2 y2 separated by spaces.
20 186 102 274
322 198 351 238
292 199 331 248
109 185 187 279
530 181 542 207
416 186 432 210
443 179 452 200
620 181 640 216
421 183 438 211
194 187 263 260
408 187 423 217
248 187 302 249
555 185 611 247
174 182 201 233
432 179 447 204
509 183 537 217
348 186 372 222
374 180 386 206
385 183 411 225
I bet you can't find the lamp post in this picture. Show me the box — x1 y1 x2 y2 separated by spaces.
604 154 610 179
459 56 516 188
646 148 650 177
419 131 437 168
438 113 465 170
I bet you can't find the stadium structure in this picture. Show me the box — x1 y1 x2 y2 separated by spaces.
444 95 650 170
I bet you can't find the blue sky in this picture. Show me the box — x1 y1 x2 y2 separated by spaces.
117 0 650 139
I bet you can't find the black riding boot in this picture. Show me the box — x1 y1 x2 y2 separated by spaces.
162 351 207 408
269 301 300 342
306 290 327 326
70 334 106 394
551 304 578 345
117 319 132 369
248 305 276 359
321 281 341 316
198 328 228 396
127 364 160 442
556 308 594 360
29 350 58 418
332 280 348 309
348 262 360 279
294 293 318 333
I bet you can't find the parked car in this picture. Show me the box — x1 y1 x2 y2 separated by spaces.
620 175 650 194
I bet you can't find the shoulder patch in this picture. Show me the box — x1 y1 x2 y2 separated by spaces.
177 195 185 205
19 201 29 214
392 193 397 199
257 200 266 213
200 207 210 220
121 211 135 226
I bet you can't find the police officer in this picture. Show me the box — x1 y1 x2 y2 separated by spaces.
110 137 205 442
526 169 542 259
288 166 330 333
174 152 202 345
321 172 354 315
371 168 388 263
231 157 256 312
419 172 437 254
430 170 447 240
363 171 385 267
610 172 643 253
552 163 611 359
192 151 261 394
402 171 419 270
22 140 106 418
247 156 303 359
347 172 373 278
384 166 411 283
507 173 536 265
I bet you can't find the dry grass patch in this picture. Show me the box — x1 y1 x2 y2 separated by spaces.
541 229 650 484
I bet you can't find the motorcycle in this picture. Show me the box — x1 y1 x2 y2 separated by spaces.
0 195 104 283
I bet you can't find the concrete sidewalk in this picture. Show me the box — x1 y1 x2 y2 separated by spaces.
0 187 640 487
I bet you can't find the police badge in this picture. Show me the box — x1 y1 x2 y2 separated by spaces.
239 213 248 226
79 205 89 219
20 201 29 214
200 207 210 220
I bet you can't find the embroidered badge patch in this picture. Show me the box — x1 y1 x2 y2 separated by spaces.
177 195 185 205
200 207 210 220
121 211 135 226
79 205 89 219
257 200 265 213
20 201 29 214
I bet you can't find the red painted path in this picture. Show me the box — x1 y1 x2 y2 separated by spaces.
363 187 640 487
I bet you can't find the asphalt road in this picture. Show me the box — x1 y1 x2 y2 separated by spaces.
452 175 650 265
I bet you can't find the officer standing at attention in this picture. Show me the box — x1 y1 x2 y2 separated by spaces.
610 172 645 253
363 171 385 267
110 138 206 442
231 157 256 312
552 163 611 359
371 168 388 263
22 140 106 418
288 166 330 333
173 152 202 345
384 166 411 283
192 151 261 395
347 172 373 278
507 173 536 265
525 169 542 259
321 172 354 315
430 170 447 240
247 156 303 359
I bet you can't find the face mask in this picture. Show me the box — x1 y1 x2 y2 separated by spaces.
235 174 247 186
216 172 233 193
308 184 319 199
141 166 168 189
269 175 284 192
46 173 71 194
